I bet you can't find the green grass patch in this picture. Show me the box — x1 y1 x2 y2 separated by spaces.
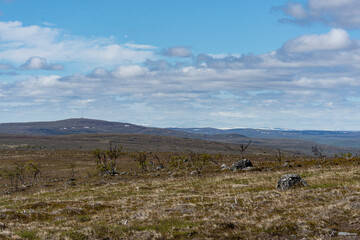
63 231 89 240
126 218 200 236
17 229 39 240
77 215 91 222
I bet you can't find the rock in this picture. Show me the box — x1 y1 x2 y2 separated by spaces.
66 178 76 186
338 232 358 236
229 159 253 171
0 222 5 231
276 174 308 190
232 184 249 188
190 170 200 176
155 164 164 170
219 222 235 229
220 164 228 170
282 162 289 167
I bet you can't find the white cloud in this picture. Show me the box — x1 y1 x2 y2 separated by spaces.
284 2 308 19
163 46 192 58
111 65 149 79
278 0 360 29
281 29 353 53
0 21 156 66
90 67 109 78
21 56 64 70
2 20 360 130
123 43 157 50
15 75 69 97
308 0 356 10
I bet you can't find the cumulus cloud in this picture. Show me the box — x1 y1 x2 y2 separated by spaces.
2 49 360 129
2 21 360 129
0 21 156 66
111 65 149 79
21 56 64 70
144 59 172 71
89 67 109 78
276 0 360 29
280 28 354 53
163 46 192 58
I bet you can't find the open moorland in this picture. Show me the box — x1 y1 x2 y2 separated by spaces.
0 138 359 240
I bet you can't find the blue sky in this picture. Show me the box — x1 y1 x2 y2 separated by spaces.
1 0 360 130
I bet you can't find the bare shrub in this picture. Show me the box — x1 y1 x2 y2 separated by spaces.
92 143 125 176
312 145 325 158
239 140 251 158
0 161 41 190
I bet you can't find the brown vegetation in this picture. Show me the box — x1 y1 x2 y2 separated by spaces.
0 146 359 239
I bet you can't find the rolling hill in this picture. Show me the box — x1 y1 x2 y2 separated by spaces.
0 118 358 155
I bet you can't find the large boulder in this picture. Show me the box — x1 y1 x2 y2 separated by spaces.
276 174 308 190
229 159 253 171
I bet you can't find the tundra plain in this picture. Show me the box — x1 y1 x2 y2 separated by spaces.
0 140 359 239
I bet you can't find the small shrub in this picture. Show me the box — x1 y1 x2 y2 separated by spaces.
131 152 148 172
92 143 125 175
0 161 40 189
169 154 186 169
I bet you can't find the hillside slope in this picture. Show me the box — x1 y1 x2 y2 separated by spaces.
0 118 358 155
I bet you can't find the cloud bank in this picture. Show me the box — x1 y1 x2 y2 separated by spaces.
1 20 360 130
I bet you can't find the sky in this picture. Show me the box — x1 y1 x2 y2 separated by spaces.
1 0 360 130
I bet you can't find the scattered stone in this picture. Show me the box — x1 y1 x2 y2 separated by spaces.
155 164 164 170
338 232 358 236
229 159 253 171
232 184 249 188
0 222 5 231
276 174 308 190
219 222 235 229
119 220 128 225
66 178 76 186
190 170 201 176
282 162 292 168
220 164 228 170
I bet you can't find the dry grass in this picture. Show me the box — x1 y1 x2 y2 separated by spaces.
0 150 359 239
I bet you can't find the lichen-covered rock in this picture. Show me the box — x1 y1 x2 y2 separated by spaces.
190 170 201 176
276 174 308 190
220 164 228 170
229 159 253 171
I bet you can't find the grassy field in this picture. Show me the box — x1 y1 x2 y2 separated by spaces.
0 148 359 239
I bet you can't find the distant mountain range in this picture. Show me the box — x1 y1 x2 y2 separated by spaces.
0 118 358 155
169 127 360 149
